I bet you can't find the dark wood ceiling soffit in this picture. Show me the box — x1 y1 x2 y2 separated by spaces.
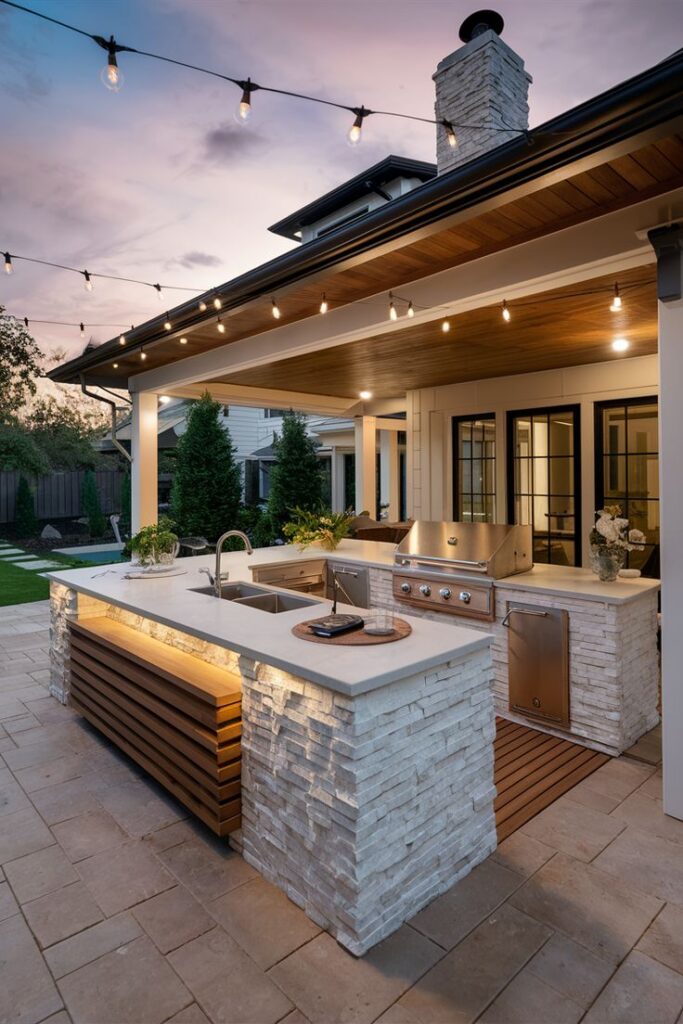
76 134 683 389
218 266 657 400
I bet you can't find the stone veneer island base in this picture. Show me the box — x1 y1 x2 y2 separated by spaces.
47 563 495 956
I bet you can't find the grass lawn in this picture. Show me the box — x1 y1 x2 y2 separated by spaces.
0 553 89 607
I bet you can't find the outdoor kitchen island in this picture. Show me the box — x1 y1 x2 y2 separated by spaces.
47 554 496 955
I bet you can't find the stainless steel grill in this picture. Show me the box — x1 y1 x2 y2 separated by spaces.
392 521 532 619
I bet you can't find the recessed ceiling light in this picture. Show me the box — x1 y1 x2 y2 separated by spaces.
179 337 188 345
612 337 629 353
159 395 171 404
359 390 373 400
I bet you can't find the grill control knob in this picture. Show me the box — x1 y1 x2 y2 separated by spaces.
419 584 432 597
459 590 472 604
400 582 412 594
439 587 452 600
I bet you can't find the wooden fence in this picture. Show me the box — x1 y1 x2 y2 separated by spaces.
0 470 125 525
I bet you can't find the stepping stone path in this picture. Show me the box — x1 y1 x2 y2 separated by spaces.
0 542 61 572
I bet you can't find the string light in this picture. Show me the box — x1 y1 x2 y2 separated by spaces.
98 34 124 92
216 316 225 333
179 336 188 344
119 333 126 345
502 299 511 322
407 300 415 318
388 292 398 321
23 317 28 328
112 361 119 368
83 270 93 292
3 252 12 274
319 294 328 315
271 298 281 319
610 283 622 312
159 395 171 404
347 107 370 147
154 283 163 300
441 319 450 333
79 322 85 338
140 347 147 360
235 78 256 124
198 300 207 312
163 314 172 331
213 296 222 310
443 120 457 148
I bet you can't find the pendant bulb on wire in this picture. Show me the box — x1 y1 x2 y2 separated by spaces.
3 252 12 275
100 36 123 92
213 296 222 310
443 120 457 149
320 294 328 315
388 292 398 321
610 283 622 312
163 314 172 331
198 300 207 312
441 319 450 333
407 300 415 318
80 322 85 339
83 270 93 292
271 297 281 320
347 106 369 147
235 78 254 124
216 315 225 334
502 299 511 322
154 283 163 300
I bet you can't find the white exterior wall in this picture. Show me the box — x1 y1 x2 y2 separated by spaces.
406 354 659 566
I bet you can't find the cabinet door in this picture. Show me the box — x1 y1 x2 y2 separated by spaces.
506 603 570 727
326 563 370 607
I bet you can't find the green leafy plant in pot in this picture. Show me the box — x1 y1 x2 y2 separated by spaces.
283 507 354 552
127 516 179 569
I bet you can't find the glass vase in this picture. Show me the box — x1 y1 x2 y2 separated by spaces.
589 545 625 582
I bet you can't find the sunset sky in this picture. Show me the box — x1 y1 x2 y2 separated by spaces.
2 0 682 363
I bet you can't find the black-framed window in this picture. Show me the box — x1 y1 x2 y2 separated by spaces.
595 397 659 577
452 415 496 523
508 406 581 567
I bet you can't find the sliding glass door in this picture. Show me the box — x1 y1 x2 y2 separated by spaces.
508 406 581 566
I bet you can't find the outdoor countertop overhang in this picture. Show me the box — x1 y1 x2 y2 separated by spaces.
46 541 491 696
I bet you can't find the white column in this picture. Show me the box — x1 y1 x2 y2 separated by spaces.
659 293 683 820
331 450 345 512
379 431 399 521
354 416 376 517
131 392 158 534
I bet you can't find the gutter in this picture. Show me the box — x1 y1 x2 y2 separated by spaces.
80 377 132 464
50 46 683 386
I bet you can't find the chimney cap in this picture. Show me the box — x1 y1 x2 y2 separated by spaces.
459 9 504 43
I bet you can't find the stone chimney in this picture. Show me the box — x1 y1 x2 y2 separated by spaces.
434 9 532 174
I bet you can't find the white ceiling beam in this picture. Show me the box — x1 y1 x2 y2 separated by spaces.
163 382 354 416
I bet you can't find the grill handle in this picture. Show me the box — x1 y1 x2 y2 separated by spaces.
502 608 548 628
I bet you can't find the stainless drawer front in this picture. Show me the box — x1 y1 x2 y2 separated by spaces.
505 603 570 727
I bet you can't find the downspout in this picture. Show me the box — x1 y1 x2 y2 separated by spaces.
80 375 132 464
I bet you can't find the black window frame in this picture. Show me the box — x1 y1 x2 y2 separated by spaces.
507 404 582 567
452 413 497 523
594 395 659 575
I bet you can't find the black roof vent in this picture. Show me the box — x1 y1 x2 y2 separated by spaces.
459 9 504 43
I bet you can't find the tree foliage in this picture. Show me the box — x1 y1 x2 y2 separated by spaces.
267 411 322 537
81 469 106 537
0 309 42 422
0 423 49 476
170 393 242 541
15 476 37 536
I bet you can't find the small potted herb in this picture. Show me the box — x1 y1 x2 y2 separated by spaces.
127 516 179 569
283 507 354 551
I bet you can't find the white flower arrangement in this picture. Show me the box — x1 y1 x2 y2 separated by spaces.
590 505 646 553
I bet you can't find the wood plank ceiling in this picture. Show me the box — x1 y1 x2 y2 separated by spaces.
216 265 658 399
101 134 682 387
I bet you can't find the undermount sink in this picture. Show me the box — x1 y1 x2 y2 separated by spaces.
189 581 317 613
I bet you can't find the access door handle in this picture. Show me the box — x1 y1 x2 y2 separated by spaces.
502 608 548 628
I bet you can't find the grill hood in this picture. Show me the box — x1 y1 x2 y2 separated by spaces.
394 521 533 579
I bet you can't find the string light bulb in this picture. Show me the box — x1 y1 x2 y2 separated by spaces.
100 36 123 92
119 334 126 346
502 299 511 322
443 120 457 149
80 322 85 339
441 319 451 333
235 78 255 124
388 292 398 321
610 283 622 312
407 301 415 318
23 317 29 328
3 252 12 274
159 395 171 405
271 298 281 320
164 314 172 331
347 106 370 146
216 316 225 333
112 362 119 369
213 296 222 310
140 347 147 361
154 283 163 300
179 336 188 345
83 270 93 292
320 294 328 315
198 300 207 312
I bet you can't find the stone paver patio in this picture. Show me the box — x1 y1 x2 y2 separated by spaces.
0 600 681 1024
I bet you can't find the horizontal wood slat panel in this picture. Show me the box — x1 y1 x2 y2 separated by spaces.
494 717 609 842
68 617 242 837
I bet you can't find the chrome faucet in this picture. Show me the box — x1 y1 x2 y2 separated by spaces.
199 530 253 597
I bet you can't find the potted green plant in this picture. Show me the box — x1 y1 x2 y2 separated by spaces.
127 516 179 570
283 507 354 552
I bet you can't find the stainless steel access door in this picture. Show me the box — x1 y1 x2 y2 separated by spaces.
504 603 570 728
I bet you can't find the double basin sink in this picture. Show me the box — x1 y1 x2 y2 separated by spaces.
190 581 318 614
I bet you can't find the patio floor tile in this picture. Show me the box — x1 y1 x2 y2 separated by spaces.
568 758 655 807
636 903 683 974
95 777 187 837
0 914 63 1024
209 876 321 969
169 926 293 1024
583 950 683 1023
0 806 55 864
77 840 176 916
509 852 662 963
52 808 128 862
158 837 258 902
635 767 663 800
133 885 215 954
13 754 85 793
44 911 142 980
3 736 79 772
165 1003 212 1024
396 904 551 1024
525 932 616 1008
28 776 101 826
478 969 584 1023
58 934 192 1024
611 792 683 845
519 795 626 861
22 880 103 949
269 926 442 1024
594 827 683 906
491 831 556 878
410 858 524 949
0 771 33 817
3 844 79 903
0 879 19 921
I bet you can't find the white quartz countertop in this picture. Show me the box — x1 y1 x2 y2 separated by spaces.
47 542 489 697
495 562 660 604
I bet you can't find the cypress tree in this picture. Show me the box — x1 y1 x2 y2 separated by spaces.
267 410 322 537
15 475 37 537
81 469 106 537
170 393 241 541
